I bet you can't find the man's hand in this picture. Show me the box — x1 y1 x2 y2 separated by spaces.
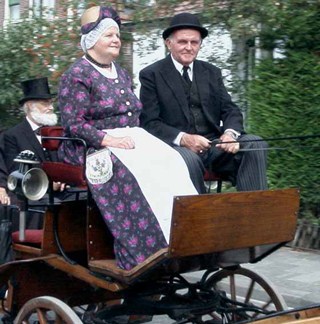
180 134 211 154
53 182 68 192
0 187 11 205
216 133 240 154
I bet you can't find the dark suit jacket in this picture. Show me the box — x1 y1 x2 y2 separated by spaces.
0 120 58 229
2 119 57 175
139 55 244 145
0 133 8 189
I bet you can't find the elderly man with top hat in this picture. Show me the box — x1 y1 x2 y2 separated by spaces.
139 12 268 194
0 77 68 228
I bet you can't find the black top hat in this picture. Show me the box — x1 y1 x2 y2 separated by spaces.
162 13 208 40
19 77 56 105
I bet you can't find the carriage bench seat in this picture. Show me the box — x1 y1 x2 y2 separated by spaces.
88 188 299 285
203 169 235 193
40 126 87 188
13 199 88 260
12 230 44 259
12 230 43 245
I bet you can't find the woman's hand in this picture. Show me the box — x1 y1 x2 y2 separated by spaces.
0 187 10 205
102 134 135 149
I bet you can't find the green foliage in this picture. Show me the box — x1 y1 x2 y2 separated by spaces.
0 1 83 130
275 0 320 52
247 0 320 220
0 21 38 127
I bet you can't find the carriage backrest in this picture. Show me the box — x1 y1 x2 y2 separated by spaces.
40 126 64 151
40 126 87 187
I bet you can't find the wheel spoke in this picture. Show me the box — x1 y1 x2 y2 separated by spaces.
203 267 288 322
36 308 48 323
230 274 236 301
14 296 83 324
261 299 273 311
56 315 64 324
244 278 255 304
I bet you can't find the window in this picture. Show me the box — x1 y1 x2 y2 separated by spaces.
9 0 20 21
66 0 85 23
76 0 86 16
32 0 55 18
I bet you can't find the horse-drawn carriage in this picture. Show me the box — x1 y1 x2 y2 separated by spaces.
1 127 318 323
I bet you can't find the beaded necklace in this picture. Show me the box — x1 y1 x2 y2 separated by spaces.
85 53 112 69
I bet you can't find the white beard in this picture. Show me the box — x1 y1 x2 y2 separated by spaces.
30 108 58 126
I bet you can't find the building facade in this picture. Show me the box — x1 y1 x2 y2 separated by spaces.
0 0 149 27
0 0 57 26
0 0 232 94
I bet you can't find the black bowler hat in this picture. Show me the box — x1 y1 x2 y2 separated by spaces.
162 12 208 40
19 77 56 105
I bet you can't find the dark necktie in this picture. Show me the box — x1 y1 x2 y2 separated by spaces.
34 126 43 136
182 66 192 88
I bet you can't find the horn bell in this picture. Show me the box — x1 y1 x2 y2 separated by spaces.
22 168 49 201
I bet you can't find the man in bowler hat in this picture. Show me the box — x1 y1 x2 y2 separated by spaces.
0 77 65 229
139 12 268 193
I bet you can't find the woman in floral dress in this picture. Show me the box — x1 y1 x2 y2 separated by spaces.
58 6 196 270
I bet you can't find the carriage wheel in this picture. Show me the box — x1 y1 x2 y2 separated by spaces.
14 296 83 324
201 267 288 323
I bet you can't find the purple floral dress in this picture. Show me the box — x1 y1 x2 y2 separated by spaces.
58 58 167 270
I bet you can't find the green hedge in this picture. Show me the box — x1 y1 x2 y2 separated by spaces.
247 52 320 222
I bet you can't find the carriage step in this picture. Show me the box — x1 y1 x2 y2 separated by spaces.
88 248 169 284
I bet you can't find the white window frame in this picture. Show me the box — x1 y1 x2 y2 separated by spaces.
29 0 55 19
8 0 20 21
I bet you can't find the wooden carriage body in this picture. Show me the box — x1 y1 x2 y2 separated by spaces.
0 127 308 323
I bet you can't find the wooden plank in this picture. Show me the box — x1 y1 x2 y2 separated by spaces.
252 305 320 323
46 255 124 292
89 248 169 284
169 188 299 258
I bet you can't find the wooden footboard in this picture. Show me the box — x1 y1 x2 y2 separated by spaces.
168 188 299 258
